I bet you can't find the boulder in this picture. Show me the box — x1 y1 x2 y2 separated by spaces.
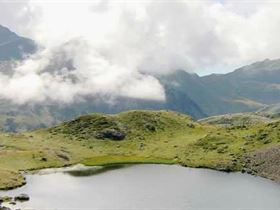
40 157 47 162
14 194 29 202
95 129 126 141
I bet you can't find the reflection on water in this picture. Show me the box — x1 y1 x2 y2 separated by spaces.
66 165 127 177
1 164 280 210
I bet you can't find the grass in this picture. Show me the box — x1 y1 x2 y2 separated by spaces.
0 170 26 190
0 110 279 189
82 156 176 166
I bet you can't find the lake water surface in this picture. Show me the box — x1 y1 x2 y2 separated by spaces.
2 164 280 210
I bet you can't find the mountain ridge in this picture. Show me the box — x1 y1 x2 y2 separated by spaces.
1 26 280 131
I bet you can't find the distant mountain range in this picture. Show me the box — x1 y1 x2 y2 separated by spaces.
1 25 280 131
161 58 280 116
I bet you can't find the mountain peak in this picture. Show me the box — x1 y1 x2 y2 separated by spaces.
0 25 36 61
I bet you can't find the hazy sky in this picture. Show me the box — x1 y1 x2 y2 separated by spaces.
0 0 280 104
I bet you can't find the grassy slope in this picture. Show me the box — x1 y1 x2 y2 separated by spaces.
0 110 279 190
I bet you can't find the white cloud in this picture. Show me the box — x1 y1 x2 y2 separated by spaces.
1 0 280 104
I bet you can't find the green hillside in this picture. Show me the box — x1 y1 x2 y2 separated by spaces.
0 110 279 190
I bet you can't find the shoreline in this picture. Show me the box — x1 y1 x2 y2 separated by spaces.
1 155 279 192
0 156 176 191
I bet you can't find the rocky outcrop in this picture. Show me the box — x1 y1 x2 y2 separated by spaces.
246 145 280 182
95 129 126 141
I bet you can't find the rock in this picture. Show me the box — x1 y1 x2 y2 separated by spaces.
222 167 232 173
9 201 16 205
0 206 11 210
0 196 12 203
95 129 126 141
40 157 47 161
246 169 253 174
187 123 195 128
14 194 29 202
139 143 145 150
56 152 70 161
145 123 156 131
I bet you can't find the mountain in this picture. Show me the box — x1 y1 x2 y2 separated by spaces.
0 94 206 132
0 25 36 60
160 58 280 116
201 58 280 112
2 26 280 131
3 58 280 132
0 26 205 132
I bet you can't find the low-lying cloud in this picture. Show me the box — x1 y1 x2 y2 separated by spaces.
1 0 280 104
0 39 165 104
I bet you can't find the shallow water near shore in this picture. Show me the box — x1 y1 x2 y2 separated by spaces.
1 164 280 210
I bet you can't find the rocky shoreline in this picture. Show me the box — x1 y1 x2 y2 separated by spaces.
0 194 29 210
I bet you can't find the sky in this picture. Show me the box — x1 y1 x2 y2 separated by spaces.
0 0 280 104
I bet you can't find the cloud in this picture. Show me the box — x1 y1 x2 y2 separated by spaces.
1 0 280 104
0 39 165 104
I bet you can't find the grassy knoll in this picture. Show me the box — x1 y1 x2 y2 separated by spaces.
0 110 279 189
